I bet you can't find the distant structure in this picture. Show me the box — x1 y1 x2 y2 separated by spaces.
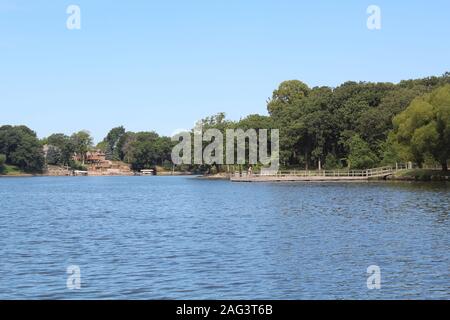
73 150 106 164
73 170 88 176
73 150 132 175
140 169 155 176
231 165 406 182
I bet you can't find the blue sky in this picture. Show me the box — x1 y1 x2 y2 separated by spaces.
1 0 449 142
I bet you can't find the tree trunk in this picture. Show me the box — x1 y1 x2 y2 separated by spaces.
442 162 448 172
305 150 309 170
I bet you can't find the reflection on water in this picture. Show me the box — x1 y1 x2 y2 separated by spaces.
0 177 448 299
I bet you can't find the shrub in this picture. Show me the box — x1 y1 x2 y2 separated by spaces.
0 154 5 173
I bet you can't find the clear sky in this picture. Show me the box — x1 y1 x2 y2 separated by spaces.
1 0 449 142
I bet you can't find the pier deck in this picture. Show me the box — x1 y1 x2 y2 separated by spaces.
230 166 407 182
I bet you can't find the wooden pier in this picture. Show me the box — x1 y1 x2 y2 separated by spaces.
230 166 408 182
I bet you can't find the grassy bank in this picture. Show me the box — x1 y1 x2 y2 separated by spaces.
389 169 450 181
3 164 23 175
0 164 34 177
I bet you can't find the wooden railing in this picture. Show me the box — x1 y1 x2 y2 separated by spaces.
233 163 413 179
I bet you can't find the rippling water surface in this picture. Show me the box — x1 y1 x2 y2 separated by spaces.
0 176 448 299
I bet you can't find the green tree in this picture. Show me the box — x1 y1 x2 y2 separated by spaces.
304 87 336 169
127 132 160 171
0 125 44 172
46 145 62 165
0 154 6 173
9 135 45 172
70 131 93 164
392 85 450 171
153 136 174 165
103 126 126 160
267 81 311 167
47 133 69 148
115 132 136 163
267 80 310 116
379 132 409 165
45 133 74 166
346 134 379 169
323 153 342 170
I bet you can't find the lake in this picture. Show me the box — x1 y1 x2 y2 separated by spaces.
0 176 448 299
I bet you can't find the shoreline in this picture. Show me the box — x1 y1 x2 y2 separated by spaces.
1 169 449 182
0 172 195 178
204 169 450 182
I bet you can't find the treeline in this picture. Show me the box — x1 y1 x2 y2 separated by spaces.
0 125 174 173
1 73 449 174
0 127 97 173
0 125 45 173
182 73 449 172
263 73 450 171
95 127 173 171
42 128 174 171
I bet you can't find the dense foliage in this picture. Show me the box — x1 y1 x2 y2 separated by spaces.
1 73 449 174
0 153 6 173
108 130 173 171
388 84 450 171
0 125 45 172
263 73 450 170
188 73 450 172
43 131 92 169
41 128 174 171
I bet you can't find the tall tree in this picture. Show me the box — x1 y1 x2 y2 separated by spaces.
103 126 126 160
0 154 6 173
391 85 450 171
267 81 311 167
346 134 379 170
70 131 93 164
127 131 160 171
0 125 44 172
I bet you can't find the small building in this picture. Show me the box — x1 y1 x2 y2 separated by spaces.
73 170 88 176
73 150 107 165
141 169 155 175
